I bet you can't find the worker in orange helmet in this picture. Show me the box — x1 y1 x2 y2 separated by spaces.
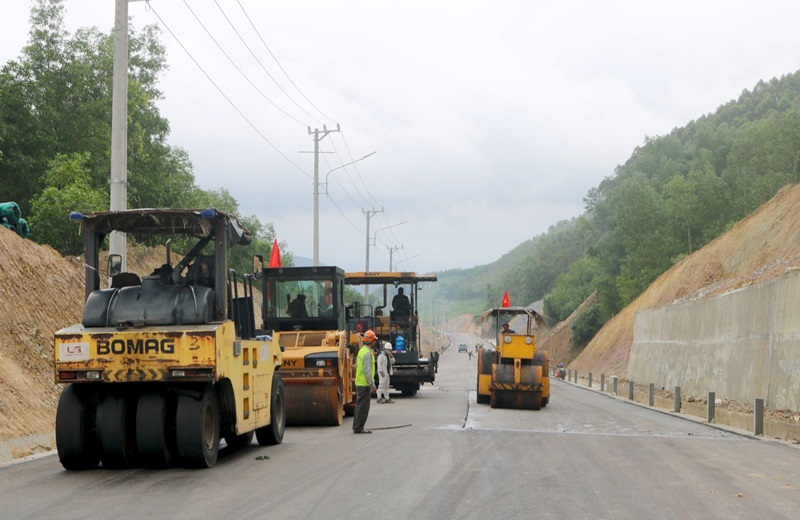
353 329 378 433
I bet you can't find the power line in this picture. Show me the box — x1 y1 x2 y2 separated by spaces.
181 0 308 126
327 195 363 234
235 0 339 125
212 0 325 126
337 130 405 247
145 0 311 179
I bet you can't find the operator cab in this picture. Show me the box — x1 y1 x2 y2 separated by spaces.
258 265 346 333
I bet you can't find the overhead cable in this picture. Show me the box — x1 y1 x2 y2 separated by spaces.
182 0 308 126
212 0 325 126
145 0 311 179
235 0 340 125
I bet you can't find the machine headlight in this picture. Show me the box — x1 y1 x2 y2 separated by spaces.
525 337 533 345
504 336 512 344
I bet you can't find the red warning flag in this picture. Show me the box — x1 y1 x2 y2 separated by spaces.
501 290 511 308
268 239 282 268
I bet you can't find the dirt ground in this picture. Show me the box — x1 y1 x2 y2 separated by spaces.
0 231 175 440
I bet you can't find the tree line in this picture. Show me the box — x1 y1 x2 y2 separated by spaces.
452 70 800 348
0 0 289 273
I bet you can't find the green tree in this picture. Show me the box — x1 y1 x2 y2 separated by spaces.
570 302 602 350
28 152 107 254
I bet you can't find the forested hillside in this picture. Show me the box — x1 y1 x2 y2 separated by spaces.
0 0 289 271
441 70 800 347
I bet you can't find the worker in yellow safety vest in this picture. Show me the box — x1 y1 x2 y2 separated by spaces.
353 329 378 433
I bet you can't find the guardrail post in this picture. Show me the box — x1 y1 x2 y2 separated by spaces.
612 376 618 395
754 398 764 436
575 370 579 384
674 386 681 412
628 381 634 401
648 383 654 406
588 372 593 388
600 374 605 392
707 391 715 423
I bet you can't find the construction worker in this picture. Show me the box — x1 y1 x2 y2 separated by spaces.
377 342 395 403
353 329 378 433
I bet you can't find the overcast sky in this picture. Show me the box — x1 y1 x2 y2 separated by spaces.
2 1 800 274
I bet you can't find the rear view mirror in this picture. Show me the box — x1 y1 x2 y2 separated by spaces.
108 254 122 277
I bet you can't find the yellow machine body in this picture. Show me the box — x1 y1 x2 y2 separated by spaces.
55 320 282 433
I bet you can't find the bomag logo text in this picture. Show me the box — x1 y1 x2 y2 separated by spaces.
97 338 175 355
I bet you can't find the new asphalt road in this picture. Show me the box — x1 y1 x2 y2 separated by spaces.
1 332 797 519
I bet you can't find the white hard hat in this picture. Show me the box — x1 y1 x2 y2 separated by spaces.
383 342 392 350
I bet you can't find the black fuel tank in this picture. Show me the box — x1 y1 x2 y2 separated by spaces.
82 278 215 327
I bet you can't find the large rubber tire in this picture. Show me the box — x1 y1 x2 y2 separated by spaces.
476 349 494 405
256 375 285 446
476 372 489 404
55 384 100 471
136 393 175 468
400 384 418 397
97 393 137 469
176 385 220 469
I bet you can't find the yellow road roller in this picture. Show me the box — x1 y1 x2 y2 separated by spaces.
476 306 549 409
258 265 358 426
54 209 285 470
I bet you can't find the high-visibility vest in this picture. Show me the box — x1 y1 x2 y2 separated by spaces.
356 345 375 387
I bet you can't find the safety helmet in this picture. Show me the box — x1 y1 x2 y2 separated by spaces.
362 330 377 343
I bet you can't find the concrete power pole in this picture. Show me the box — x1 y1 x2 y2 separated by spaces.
309 124 340 266
363 207 383 302
109 0 129 269
388 245 403 271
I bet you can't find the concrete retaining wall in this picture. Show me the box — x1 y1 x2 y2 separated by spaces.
629 270 800 410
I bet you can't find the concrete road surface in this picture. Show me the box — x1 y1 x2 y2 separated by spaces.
0 331 798 519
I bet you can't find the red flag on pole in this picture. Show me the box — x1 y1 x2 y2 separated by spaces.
268 239 282 268
500 290 511 308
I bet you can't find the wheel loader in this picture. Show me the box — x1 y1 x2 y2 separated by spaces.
257 265 359 425
344 272 439 397
53 209 285 470
475 307 549 409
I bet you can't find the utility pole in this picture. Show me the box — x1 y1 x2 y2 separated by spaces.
363 207 383 302
109 0 129 269
309 124 340 266
388 245 403 271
